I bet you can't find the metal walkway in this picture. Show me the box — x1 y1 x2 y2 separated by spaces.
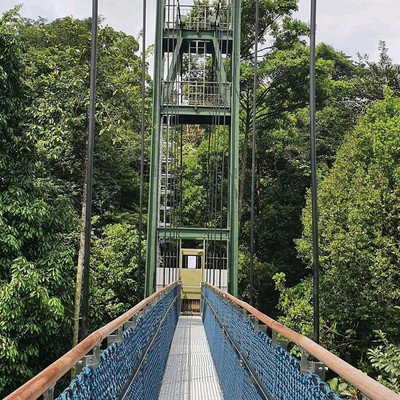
158 315 223 400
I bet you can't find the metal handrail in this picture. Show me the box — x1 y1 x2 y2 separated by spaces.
163 80 230 107
165 3 232 31
202 291 270 399
119 288 180 399
203 282 400 400
5 281 181 400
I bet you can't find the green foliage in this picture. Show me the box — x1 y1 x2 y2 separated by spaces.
240 0 301 56
180 135 210 226
22 17 147 211
239 41 357 318
356 41 400 104
90 219 145 328
238 251 278 314
0 9 148 396
328 378 357 399
295 96 400 362
368 331 400 393
0 9 77 396
179 126 228 228
272 273 314 338
0 6 24 134
0 259 65 389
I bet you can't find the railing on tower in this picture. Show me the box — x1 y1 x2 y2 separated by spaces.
165 1 232 31
163 81 231 107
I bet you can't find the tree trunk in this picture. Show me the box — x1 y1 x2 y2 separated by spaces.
71 155 88 379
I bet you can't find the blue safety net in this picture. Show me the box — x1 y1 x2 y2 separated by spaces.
202 285 342 400
57 284 180 400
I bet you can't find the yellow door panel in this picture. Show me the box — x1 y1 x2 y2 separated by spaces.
180 249 204 300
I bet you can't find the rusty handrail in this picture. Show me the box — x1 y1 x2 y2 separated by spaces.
203 282 400 400
6 281 180 400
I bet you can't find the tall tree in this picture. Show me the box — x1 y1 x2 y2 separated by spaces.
0 9 77 396
239 40 357 315
280 94 400 366
22 17 148 340
0 11 150 395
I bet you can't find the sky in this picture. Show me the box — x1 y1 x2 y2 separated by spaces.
1 0 399 66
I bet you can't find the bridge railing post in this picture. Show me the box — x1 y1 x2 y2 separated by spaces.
76 343 101 374
107 326 123 346
271 329 288 350
200 284 204 315
124 315 138 331
253 318 267 334
300 347 327 380
43 386 54 400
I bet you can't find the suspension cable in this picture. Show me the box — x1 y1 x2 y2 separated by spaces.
214 57 223 287
163 0 172 287
81 0 98 340
214 28 222 288
222 2 230 289
250 0 259 306
211 53 218 286
168 0 180 284
138 0 147 301
169 0 177 287
310 0 320 345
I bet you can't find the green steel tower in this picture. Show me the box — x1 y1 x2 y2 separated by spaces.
145 0 241 303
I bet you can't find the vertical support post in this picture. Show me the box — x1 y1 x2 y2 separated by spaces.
145 0 165 297
310 0 320 344
81 0 98 340
228 0 241 297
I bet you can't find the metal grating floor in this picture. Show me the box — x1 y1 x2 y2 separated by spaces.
158 315 223 400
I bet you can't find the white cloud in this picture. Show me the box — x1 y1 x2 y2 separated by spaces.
296 0 400 62
1 0 399 64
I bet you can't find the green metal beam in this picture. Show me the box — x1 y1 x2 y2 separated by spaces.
227 0 241 297
161 106 230 117
212 37 230 108
157 227 229 241
164 33 233 55
163 37 183 104
145 0 165 297
165 30 233 41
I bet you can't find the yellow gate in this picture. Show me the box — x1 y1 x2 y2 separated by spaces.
179 248 204 301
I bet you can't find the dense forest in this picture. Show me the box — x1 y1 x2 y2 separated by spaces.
1 1 400 397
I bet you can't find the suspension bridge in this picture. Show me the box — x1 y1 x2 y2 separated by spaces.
5 1 400 400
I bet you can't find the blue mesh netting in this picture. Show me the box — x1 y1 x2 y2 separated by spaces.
57 285 179 400
202 285 342 400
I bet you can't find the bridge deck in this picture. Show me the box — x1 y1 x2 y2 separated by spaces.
158 315 223 400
